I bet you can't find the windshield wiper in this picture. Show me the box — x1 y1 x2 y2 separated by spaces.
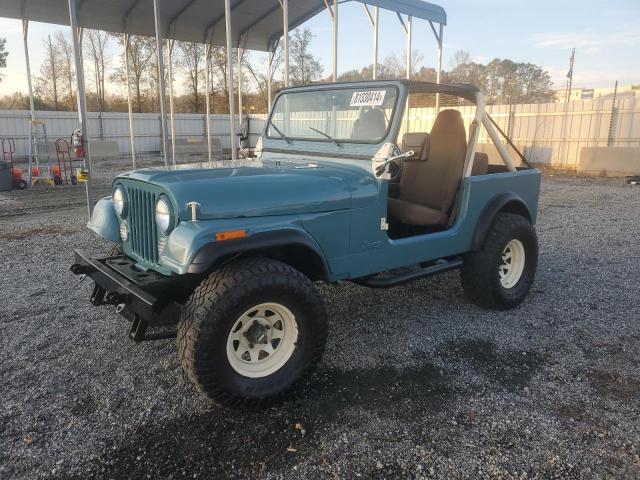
309 126 342 147
268 119 292 145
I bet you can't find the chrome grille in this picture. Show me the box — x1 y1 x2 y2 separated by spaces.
126 185 159 265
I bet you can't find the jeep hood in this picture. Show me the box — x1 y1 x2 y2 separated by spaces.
120 159 374 220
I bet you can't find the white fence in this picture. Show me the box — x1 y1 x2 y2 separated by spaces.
403 97 640 168
0 110 266 159
1 96 639 169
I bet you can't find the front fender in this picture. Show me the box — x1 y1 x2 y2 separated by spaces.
87 196 120 243
159 218 330 278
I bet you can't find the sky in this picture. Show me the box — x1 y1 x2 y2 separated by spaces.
0 0 638 97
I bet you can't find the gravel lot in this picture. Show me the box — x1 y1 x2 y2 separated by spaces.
1 164 639 479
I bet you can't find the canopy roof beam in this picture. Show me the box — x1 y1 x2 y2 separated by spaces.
167 0 199 34
123 0 143 30
3 0 445 51
204 0 250 42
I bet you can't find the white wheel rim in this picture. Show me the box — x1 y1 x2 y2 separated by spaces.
226 302 298 378
499 239 526 289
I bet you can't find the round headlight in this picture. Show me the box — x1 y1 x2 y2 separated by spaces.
112 186 127 218
155 196 173 234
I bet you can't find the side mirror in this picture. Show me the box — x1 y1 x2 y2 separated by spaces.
372 143 397 179
374 150 414 179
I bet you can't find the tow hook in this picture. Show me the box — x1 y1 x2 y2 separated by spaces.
90 286 128 307
105 292 128 305
70 263 94 275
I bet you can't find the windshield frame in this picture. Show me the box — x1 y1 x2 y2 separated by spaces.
264 83 401 145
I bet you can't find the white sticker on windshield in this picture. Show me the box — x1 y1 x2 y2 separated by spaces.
350 90 386 107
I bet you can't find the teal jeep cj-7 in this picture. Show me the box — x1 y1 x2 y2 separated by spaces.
71 80 541 408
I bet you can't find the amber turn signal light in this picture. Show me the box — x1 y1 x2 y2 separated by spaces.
215 229 247 241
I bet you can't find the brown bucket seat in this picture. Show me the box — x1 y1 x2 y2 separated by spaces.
388 109 467 226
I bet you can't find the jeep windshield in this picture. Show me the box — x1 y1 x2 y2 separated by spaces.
267 85 399 144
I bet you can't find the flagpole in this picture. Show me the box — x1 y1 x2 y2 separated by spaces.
566 48 575 103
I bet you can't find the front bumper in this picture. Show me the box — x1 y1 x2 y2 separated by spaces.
70 249 197 341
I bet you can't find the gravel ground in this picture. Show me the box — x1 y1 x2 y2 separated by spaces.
1 167 639 479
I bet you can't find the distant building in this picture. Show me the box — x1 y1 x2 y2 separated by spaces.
554 84 640 102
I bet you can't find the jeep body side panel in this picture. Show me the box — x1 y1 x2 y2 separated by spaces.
330 169 542 279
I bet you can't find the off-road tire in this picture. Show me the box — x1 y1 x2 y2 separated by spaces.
461 212 538 310
177 257 328 408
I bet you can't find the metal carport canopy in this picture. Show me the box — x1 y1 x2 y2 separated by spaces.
1 0 446 50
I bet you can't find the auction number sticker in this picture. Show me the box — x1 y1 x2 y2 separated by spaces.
350 90 386 107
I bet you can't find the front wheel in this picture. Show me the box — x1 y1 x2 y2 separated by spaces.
461 212 538 309
177 258 328 408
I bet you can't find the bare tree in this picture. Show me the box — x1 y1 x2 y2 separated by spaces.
289 28 323 86
242 46 283 112
85 30 110 111
111 34 155 112
35 35 62 110
0 37 8 83
380 50 423 79
54 32 75 109
450 49 471 70
176 42 204 113
209 46 230 112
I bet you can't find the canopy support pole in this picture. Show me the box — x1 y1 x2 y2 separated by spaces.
153 0 169 167
237 34 247 129
324 0 338 81
430 21 444 111
167 38 176 166
124 33 137 168
332 0 338 81
68 0 94 218
22 20 36 187
281 0 289 87
363 5 379 80
267 43 274 112
224 0 237 160
204 42 212 165
237 47 242 120
373 6 378 79
406 15 412 80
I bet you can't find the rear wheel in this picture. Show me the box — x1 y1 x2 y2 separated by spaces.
461 213 538 309
177 257 328 408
